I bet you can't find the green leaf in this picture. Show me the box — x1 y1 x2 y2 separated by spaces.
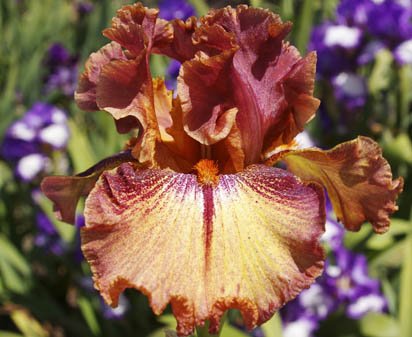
294 0 314 54
261 313 283 337
77 296 100 336
0 235 30 276
0 259 29 294
164 330 179 337
368 49 393 94
366 232 394 250
219 325 249 337
67 119 97 172
187 0 209 16
390 219 412 234
0 234 31 294
250 0 263 7
360 312 399 337
10 309 48 337
0 331 25 337
367 218 412 250
344 224 372 249
381 277 397 315
158 314 177 327
382 131 412 165
398 65 412 131
35 194 76 243
399 233 412 337
370 239 405 270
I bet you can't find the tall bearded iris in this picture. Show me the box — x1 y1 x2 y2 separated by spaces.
41 4 403 336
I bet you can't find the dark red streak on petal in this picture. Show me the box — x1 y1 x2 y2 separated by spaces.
202 185 215 268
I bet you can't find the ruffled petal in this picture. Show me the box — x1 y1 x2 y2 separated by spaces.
102 3 158 55
177 5 319 167
153 17 199 62
75 42 126 112
179 50 238 145
262 51 320 155
40 151 136 224
81 163 325 336
276 136 403 233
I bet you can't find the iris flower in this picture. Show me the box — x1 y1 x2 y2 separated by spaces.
41 4 403 336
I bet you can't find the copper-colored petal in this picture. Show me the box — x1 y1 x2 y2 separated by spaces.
262 51 320 155
75 42 126 112
153 17 199 63
177 5 318 167
40 151 136 224
192 20 237 53
82 163 325 336
179 50 238 145
96 56 149 126
165 98 201 171
212 122 245 173
153 77 173 143
103 3 158 55
275 137 403 233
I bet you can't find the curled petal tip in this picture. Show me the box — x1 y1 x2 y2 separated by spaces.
280 136 403 233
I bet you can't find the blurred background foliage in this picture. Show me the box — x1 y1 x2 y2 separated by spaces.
0 0 411 336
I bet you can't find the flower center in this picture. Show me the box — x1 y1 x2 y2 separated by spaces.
194 159 220 186
337 275 352 292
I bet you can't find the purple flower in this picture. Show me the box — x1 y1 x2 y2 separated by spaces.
165 59 181 90
332 72 367 110
46 43 71 66
282 316 318 337
336 0 372 26
309 23 359 77
394 39 412 64
158 0 195 21
366 1 412 45
45 66 78 96
76 2 94 15
16 154 50 182
1 103 69 182
324 25 363 49
325 248 379 301
73 215 86 263
357 40 385 65
298 283 336 320
323 247 387 319
346 293 387 319
323 219 344 249
101 294 129 319
44 43 78 96
34 212 65 255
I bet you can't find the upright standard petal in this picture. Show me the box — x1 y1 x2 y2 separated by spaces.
177 6 319 166
275 137 403 233
179 51 238 145
81 163 325 336
75 42 126 112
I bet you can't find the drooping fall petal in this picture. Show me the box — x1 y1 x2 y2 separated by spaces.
276 136 403 233
81 163 325 336
41 151 137 224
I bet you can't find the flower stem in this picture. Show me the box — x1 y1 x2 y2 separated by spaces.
195 313 227 337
